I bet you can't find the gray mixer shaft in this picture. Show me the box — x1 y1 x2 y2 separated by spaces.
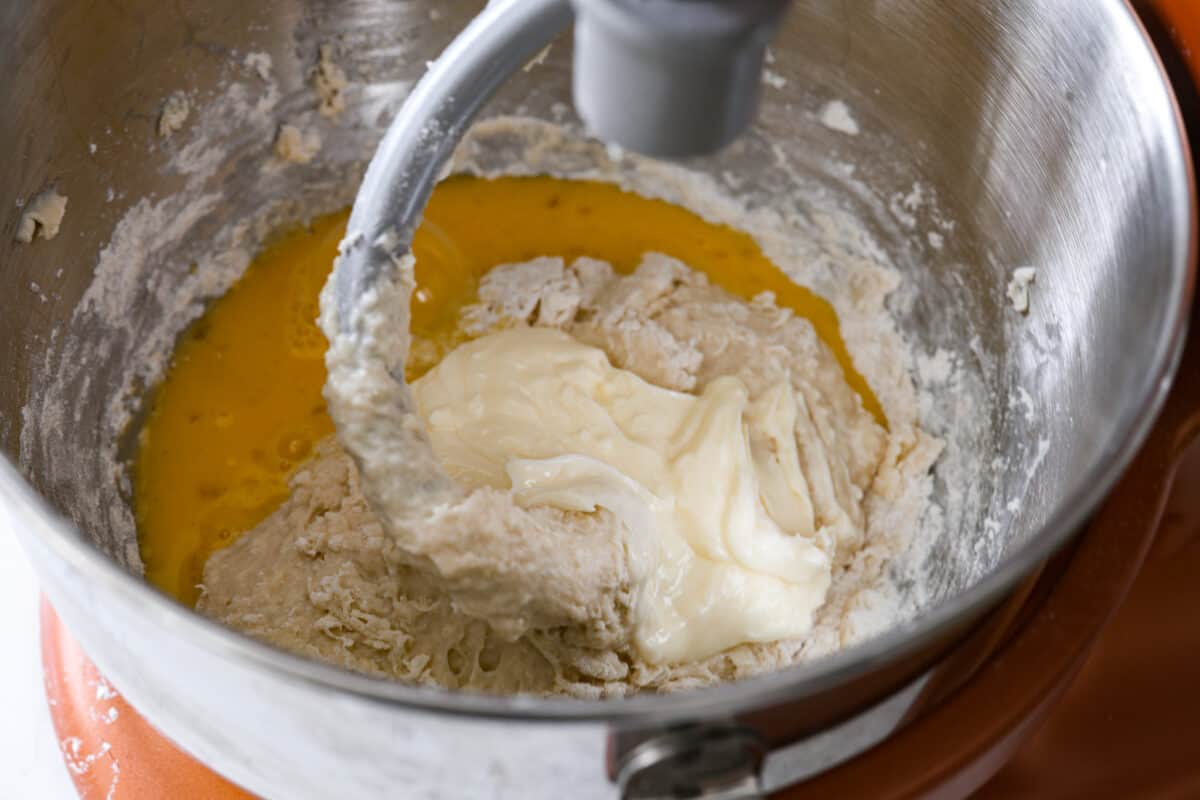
572 0 789 157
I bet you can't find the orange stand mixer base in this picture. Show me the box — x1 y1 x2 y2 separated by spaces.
39 599 253 800
978 443 1200 798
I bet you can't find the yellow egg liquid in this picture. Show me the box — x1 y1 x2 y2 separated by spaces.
135 175 884 605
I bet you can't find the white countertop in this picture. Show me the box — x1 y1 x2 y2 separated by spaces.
0 523 77 799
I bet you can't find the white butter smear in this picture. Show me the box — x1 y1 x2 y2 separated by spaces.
413 326 832 664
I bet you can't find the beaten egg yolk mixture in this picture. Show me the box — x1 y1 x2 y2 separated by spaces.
135 175 884 606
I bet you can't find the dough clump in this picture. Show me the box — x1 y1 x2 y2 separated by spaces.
275 124 322 165
199 253 939 696
16 189 68 243
158 91 190 138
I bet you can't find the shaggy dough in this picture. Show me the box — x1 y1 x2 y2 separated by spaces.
412 325 835 665
200 254 940 697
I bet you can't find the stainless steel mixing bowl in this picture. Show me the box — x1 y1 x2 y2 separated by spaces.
0 0 1193 797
